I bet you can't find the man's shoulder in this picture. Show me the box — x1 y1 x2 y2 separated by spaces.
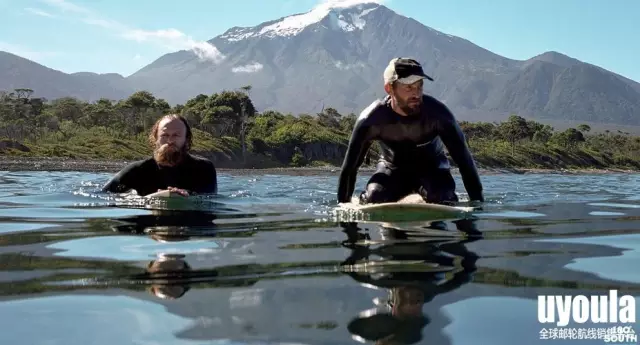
187 154 216 169
423 94 453 111
422 94 448 109
422 94 455 119
120 157 154 171
357 97 390 123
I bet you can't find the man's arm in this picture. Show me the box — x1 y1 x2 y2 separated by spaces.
436 105 484 202
199 161 218 194
173 159 218 196
337 117 372 203
102 163 139 194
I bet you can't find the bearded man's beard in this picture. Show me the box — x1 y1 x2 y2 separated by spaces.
154 143 186 166
396 96 422 115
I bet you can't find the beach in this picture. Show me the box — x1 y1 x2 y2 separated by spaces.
0 156 636 175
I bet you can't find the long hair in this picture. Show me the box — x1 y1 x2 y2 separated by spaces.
148 114 193 151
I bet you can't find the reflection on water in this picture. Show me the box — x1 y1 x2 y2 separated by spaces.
145 253 193 299
342 220 480 345
0 171 639 345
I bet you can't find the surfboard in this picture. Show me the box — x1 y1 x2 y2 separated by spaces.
145 190 179 199
334 193 477 222
142 190 214 210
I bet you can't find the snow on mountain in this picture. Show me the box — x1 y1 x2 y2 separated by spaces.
220 1 381 41
120 0 640 127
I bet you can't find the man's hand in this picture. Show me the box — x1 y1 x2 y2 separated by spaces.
466 199 484 211
158 187 189 197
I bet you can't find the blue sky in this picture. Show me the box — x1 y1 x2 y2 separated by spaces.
0 0 637 82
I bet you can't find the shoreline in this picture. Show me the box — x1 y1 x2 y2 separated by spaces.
0 156 637 176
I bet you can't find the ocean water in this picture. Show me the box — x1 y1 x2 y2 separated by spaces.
0 169 639 345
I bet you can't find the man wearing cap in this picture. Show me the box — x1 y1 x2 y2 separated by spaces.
337 57 484 205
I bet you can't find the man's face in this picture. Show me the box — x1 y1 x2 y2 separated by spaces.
154 118 187 166
392 287 424 318
388 80 423 115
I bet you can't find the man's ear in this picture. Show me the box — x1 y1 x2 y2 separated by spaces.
384 82 393 95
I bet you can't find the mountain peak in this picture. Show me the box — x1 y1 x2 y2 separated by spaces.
219 1 382 41
529 51 582 67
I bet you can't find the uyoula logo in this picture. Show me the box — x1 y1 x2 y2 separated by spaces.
538 290 636 327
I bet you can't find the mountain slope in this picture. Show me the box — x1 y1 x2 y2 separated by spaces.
127 3 516 113
0 51 134 101
2 2 639 126
125 2 640 126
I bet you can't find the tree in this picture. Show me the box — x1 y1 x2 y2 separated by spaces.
577 124 591 133
339 113 357 133
239 85 252 163
532 128 552 144
201 105 235 135
205 89 256 136
14 88 34 100
154 98 171 114
551 128 585 150
122 91 157 134
459 121 497 144
49 97 85 122
181 94 208 126
531 124 553 144
317 107 342 129
83 98 116 128
497 115 532 154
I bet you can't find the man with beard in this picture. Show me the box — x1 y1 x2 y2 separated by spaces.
102 114 217 197
337 58 484 205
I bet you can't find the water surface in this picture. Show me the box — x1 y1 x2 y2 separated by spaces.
0 170 639 345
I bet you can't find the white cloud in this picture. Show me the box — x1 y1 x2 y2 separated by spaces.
123 28 185 42
24 7 55 17
232 62 264 73
40 0 89 14
39 0 225 63
122 28 225 63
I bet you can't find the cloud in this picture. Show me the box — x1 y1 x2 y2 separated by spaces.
122 28 225 63
39 0 225 63
232 62 264 73
24 7 55 17
0 41 61 60
40 0 89 14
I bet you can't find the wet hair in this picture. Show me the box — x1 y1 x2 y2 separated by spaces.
148 114 193 151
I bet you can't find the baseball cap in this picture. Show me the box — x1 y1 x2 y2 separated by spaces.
383 58 434 85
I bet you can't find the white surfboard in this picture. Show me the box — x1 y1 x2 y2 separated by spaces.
145 190 175 198
143 190 202 210
335 193 476 221
343 193 474 212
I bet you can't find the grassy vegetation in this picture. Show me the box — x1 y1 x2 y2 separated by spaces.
1 87 639 170
461 118 640 170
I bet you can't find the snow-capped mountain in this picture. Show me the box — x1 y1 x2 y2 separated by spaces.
127 1 522 118
3 2 640 126
220 2 380 41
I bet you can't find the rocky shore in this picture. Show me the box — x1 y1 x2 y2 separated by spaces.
0 156 637 176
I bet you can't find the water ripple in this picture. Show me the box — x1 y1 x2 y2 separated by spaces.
0 170 639 345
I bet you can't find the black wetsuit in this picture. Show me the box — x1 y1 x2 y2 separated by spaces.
102 154 218 196
337 94 484 204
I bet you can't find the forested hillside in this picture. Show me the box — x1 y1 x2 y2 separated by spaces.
1 87 638 170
